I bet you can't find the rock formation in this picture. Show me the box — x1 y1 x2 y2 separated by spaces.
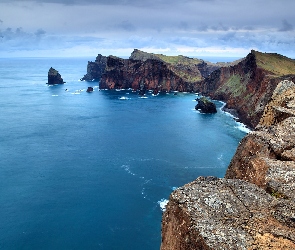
86 87 94 92
47 67 65 84
161 79 295 249
81 49 224 92
80 54 107 81
195 97 217 113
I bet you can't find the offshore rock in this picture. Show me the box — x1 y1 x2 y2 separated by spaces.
195 97 217 113
161 176 295 250
86 87 94 92
48 67 65 84
195 51 295 128
80 54 107 81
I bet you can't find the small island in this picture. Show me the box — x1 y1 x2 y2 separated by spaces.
195 97 217 113
48 67 65 85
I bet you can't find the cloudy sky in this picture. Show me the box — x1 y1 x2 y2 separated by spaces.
0 0 294 59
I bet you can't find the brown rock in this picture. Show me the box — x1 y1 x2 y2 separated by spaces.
161 177 295 250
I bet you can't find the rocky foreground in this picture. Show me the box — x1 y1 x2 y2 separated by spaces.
161 80 295 249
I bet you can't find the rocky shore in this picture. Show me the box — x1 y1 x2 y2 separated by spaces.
161 80 295 249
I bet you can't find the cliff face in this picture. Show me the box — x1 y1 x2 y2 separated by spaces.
196 51 295 128
99 56 192 92
80 54 107 81
81 49 223 91
226 80 295 197
161 80 295 249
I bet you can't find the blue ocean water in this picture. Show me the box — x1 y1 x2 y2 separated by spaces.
0 57 247 250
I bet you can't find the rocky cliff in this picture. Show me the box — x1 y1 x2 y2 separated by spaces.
195 50 295 129
81 49 223 92
80 54 107 81
161 79 295 249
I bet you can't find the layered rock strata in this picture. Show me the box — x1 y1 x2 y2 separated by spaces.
47 67 64 84
161 80 295 249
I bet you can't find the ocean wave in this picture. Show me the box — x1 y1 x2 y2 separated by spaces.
158 198 169 212
51 94 58 97
235 122 251 133
219 101 250 133
139 96 148 99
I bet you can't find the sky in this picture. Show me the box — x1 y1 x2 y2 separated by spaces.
0 0 295 59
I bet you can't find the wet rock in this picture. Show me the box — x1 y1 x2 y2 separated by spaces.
86 87 94 92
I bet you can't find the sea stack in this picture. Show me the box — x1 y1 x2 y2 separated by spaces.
195 97 217 113
48 67 65 84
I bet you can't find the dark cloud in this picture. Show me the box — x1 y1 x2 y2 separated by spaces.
279 19 293 32
35 28 46 36
118 20 136 32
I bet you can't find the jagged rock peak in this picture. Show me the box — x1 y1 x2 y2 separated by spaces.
47 67 64 84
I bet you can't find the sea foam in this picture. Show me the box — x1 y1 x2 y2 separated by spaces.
158 198 169 212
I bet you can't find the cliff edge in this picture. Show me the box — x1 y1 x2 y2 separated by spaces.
161 80 295 249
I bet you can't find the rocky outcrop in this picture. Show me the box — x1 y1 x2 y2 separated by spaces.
80 54 107 81
195 97 217 113
161 80 295 249
161 176 295 250
226 80 295 198
47 67 64 84
195 50 295 129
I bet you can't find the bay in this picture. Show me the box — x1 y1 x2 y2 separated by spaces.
0 57 247 249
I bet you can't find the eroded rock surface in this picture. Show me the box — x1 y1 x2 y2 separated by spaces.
161 177 295 250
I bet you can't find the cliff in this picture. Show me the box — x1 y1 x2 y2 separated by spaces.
195 50 295 128
80 54 107 81
47 67 64 84
161 80 295 249
81 49 224 92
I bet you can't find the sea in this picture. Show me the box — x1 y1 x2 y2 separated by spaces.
0 57 248 250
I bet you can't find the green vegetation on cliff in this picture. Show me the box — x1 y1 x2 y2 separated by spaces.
217 74 247 97
253 50 295 76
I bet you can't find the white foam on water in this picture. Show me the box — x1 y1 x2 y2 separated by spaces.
219 101 250 133
119 96 130 100
158 199 169 212
121 165 136 176
172 187 178 191
235 122 251 133
139 96 148 99
51 94 58 97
